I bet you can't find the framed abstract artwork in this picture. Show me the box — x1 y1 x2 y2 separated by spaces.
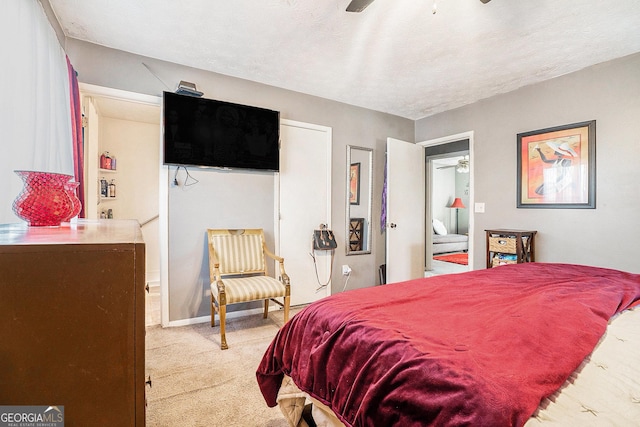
517 120 596 209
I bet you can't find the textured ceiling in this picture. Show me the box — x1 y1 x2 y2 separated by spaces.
49 0 640 120
92 96 160 124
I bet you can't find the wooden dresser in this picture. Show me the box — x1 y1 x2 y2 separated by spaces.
0 220 145 426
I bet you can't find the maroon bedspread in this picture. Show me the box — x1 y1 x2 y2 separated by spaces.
256 263 640 427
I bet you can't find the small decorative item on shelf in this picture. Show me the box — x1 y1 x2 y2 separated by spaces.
100 151 116 170
100 177 117 198
63 181 82 222
100 177 109 197
12 170 74 226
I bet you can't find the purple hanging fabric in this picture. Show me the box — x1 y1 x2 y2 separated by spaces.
380 158 387 231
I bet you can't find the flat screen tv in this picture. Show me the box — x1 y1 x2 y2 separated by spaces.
163 91 280 171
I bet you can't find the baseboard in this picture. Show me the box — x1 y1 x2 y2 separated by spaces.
146 269 160 285
164 306 274 328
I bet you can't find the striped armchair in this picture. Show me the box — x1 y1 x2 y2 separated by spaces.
207 229 290 350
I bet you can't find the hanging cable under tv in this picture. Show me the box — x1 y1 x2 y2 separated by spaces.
175 80 203 97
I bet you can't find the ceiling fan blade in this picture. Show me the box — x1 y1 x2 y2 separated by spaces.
346 0 375 13
480 0 492 3
437 165 456 170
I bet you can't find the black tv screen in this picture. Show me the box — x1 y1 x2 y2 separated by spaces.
163 91 280 171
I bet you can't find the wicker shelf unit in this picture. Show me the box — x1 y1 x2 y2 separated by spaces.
485 229 537 268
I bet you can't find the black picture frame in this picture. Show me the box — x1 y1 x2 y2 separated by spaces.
517 120 596 209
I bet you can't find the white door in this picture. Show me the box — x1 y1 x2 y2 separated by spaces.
386 137 425 284
278 120 332 306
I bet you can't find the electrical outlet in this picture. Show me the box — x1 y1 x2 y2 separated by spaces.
342 265 352 275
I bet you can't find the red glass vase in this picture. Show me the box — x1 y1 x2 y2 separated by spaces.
12 170 74 226
63 181 82 222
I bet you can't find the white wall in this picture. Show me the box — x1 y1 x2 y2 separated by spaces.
416 52 640 273
430 166 469 235
98 116 161 281
431 167 456 232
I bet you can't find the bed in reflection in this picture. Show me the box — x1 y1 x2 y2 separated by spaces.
256 263 640 427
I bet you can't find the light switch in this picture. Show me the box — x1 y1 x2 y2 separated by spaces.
475 202 485 213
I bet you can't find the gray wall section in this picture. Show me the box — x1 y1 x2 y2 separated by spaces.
64 39 414 321
416 52 640 273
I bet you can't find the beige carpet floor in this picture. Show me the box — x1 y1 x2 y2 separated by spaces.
146 307 305 427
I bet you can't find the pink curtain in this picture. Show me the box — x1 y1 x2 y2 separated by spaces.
67 56 85 218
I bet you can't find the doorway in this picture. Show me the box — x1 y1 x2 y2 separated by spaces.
79 83 162 325
419 132 474 275
428 152 469 276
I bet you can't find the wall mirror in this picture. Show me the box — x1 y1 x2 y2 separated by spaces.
346 145 373 255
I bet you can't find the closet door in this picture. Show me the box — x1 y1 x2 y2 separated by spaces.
278 120 332 306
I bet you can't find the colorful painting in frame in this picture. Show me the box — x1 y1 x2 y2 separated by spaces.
349 162 360 205
517 120 596 208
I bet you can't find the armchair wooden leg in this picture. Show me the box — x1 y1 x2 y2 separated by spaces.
284 295 290 323
211 294 216 327
263 299 269 319
219 304 228 350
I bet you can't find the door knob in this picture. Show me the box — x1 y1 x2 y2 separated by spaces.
389 223 397 228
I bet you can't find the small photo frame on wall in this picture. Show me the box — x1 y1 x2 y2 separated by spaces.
349 162 361 205
517 120 596 209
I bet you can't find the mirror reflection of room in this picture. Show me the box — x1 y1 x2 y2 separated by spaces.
346 146 372 255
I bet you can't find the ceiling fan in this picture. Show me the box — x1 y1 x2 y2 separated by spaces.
437 156 469 173
346 0 491 13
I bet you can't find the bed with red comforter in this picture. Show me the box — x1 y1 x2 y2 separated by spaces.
256 263 640 427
